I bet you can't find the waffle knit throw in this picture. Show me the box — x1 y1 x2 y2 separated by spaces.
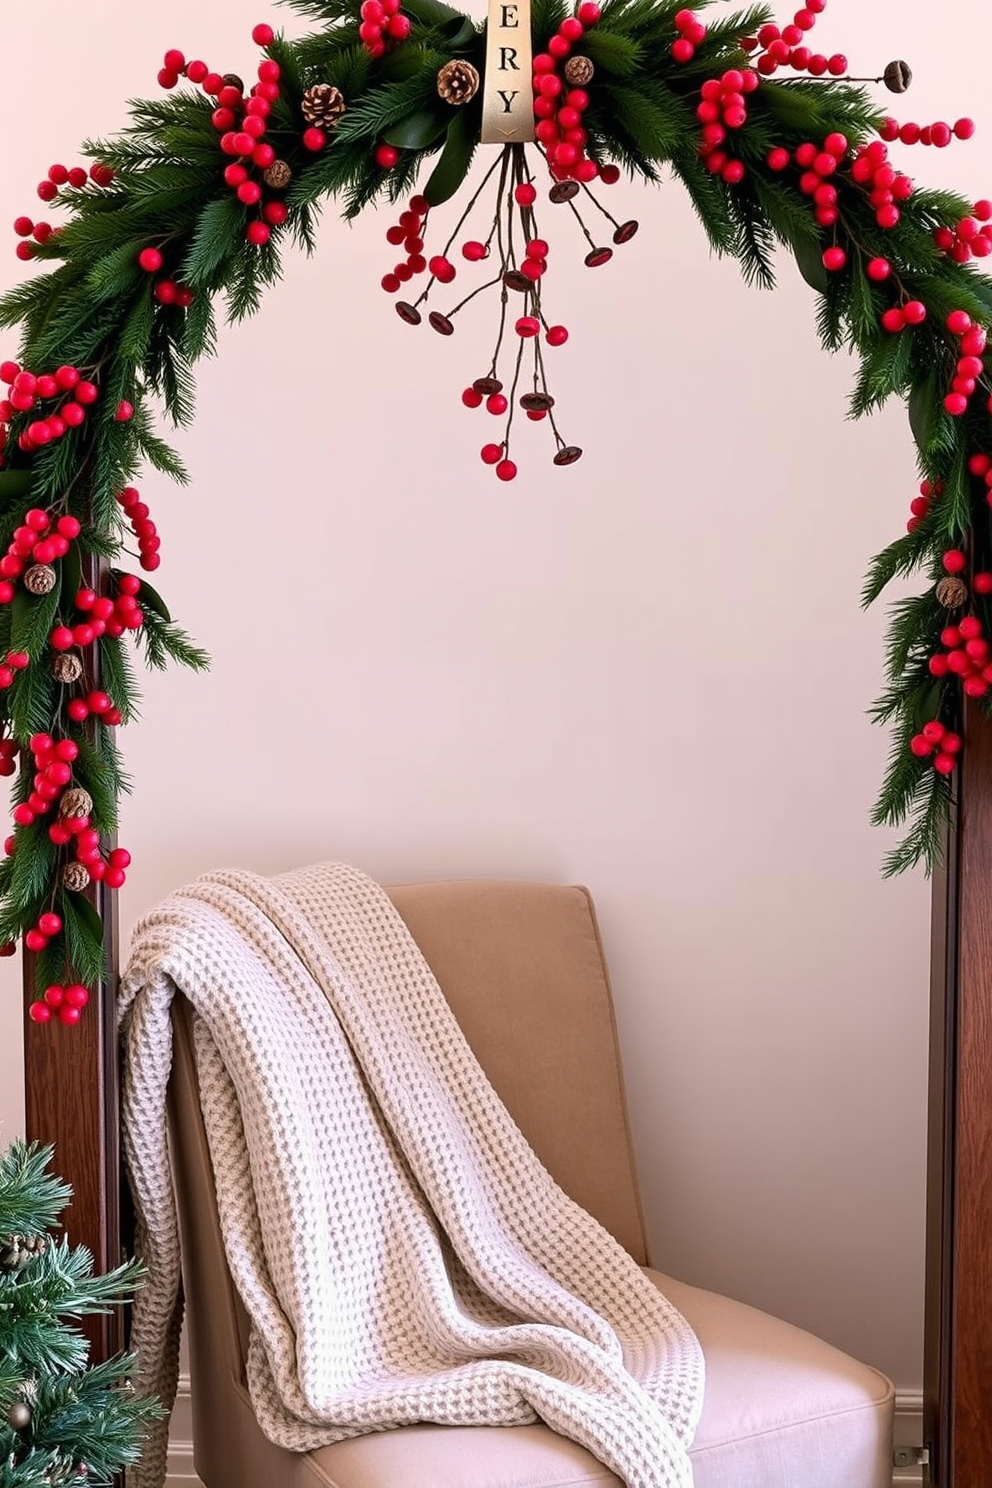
119 863 705 1488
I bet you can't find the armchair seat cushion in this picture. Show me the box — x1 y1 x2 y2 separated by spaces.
296 1271 894 1488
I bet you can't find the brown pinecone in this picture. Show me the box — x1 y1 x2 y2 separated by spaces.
23 564 56 595
0 1233 47 1272
936 576 969 609
883 60 912 93
301 83 346 128
437 59 480 105
61 861 91 892
51 653 83 684
59 787 93 820
263 159 293 190
564 55 594 86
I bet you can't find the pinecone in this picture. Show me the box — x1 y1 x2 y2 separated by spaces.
61 861 91 892
263 159 293 190
59 787 93 820
883 60 912 93
936 576 969 609
6 1402 31 1431
437 60 480 105
0 1232 47 1272
564 55 594 86
301 84 346 129
23 564 56 595
52 653 83 684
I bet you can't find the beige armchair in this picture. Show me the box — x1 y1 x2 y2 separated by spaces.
166 879 894 1487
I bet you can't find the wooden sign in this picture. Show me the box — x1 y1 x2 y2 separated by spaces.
481 0 535 144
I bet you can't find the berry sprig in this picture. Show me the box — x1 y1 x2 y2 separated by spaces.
531 2 603 185
879 116 976 150
671 7 707 64
116 485 162 572
0 507 82 601
932 200 992 265
51 572 145 654
910 719 963 778
155 26 290 246
358 0 411 58
380 197 430 293
942 312 989 418
0 361 96 463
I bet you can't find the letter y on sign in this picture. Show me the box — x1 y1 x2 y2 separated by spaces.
481 0 534 142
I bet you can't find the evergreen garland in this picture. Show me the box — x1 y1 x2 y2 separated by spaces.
0 0 989 1014
0 1141 161 1486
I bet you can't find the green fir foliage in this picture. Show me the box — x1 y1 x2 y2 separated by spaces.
0 1142 161 1488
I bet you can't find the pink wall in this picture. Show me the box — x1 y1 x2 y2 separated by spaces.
2 0 988 1398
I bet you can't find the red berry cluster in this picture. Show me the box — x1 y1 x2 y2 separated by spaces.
697 69 758 183
157 28 290 244
66 687 122 728
380 196 430 293
933 200 992 264
51 572 145 654
136 247 196 309
742 1 839 78
849 139 914 230
880 300 927 334
24 908 65 954
0 506 82 604
116 485 162 571
50 822 131 890
0 361 98 463
906 477 942 534
13 734 81 832
767 131 850 226
928 607 992 702
531 2 603 184
879 116 975 150
671 7 706 64
29 983 91 1026
942 312 989 417
358 0 411 58
32 160 114 210
910 719 962 776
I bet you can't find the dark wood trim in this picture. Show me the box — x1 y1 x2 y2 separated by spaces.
22 552 123 1364
23 878 122 1362
925 700 992 1485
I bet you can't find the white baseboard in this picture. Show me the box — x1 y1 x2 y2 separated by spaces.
164 1380 927 1488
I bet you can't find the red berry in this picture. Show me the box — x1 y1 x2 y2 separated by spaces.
943 550 967 575
945 393 969 417
58 1005 82 1026
138 246 163 272
866 257 891 281
115 400 134 422
881 307 906 333
903 300 927 325
486 393 508 415
495 459 518 482
303 127 327 152
546 325 569 346
64 984 90 1009
514 183 537 206
822 246 846 271
246 221 271 245
767 147 790 171
462 240 488 261
29 1002 52 1023
252 22 275 44
462 388 483 408
515 316 540 338
480 444 503 465
428 255 455 283
375 144 400 169
577 1 601 22
974 573 992 595
37 912 62 937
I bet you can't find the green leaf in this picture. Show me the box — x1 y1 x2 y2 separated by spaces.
424 111 477 206
402 0 463 25
384 105 450 149
442 15 478 48
909 370 940 457
132 577 171 623
793 235 828 294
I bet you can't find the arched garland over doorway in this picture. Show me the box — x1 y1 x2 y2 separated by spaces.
0 0 990 1011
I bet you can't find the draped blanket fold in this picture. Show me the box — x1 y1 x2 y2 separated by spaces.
119 863 704 1488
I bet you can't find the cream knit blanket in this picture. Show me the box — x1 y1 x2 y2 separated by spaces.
119 863 704 1488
